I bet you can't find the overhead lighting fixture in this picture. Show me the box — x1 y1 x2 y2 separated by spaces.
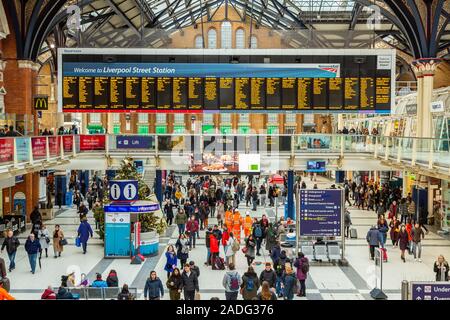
50 43 55 49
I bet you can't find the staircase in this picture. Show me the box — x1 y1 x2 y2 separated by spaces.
143 167 156 193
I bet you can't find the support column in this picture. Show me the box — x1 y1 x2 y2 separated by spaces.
337 114 344 132
411 59 442 138
155 170 163 204
402 171 408 198
287 170 294 220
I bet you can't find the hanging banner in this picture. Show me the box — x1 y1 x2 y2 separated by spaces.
0 138 14 163
16 137 30 162
31 137 47 159
48 136 61 157
62 136 74 152
79 134 106 151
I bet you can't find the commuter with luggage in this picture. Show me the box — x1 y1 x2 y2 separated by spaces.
222 263 242 300
294 252 309 297
240 266 260 300
181 263 199 300
344 209 352 238
366 226 382 260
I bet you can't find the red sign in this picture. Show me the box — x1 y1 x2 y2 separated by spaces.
80 135 106 151
31 137 47 159
62 136 73 152
0 138 14 163
48 136 60 157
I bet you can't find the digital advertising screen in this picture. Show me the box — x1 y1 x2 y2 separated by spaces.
306 160 327 172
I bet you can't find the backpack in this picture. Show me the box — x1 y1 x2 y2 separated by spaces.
245 277 255 291
232 239 240 252
254 225 262 238
301 259 309 274
229 273 240 291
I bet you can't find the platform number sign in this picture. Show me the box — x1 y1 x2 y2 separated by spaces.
109 180 139 202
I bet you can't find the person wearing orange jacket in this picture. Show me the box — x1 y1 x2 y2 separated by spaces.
0 279 15 300
243 212 253 238
232 210 243 242
225 210 233 231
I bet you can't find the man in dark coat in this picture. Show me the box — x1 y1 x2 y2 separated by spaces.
181 263 199 300
77 218 93 254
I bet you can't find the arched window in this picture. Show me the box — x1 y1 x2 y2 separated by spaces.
250 35 258 49
235 29 245 49
221 21 232 48
194 35 203 48
207 29 217 48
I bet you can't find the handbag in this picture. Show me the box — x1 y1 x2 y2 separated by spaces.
45 237 50 244
75 237 81 247
241 247 248 254
59 238 68 246
194 292 201 300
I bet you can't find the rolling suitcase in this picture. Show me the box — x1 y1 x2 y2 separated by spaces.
381 247 388 262
213 257 225 270
350 228 358 239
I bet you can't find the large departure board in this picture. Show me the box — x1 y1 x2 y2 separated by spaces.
63 77 78 109
60 50 394 113
266 78 281 110
79 77 93 109
219 78 234 110
141 77 156 109
188 78 203 110
157 77 171 109
173 77 188 109
251 78 265 110
125 77 140 109
281 78 296 110
235 78 250 110
110 77 125 109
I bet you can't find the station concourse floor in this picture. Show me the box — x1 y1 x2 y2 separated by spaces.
2 176 449 300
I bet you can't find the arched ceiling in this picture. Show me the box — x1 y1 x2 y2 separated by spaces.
2 0 449 67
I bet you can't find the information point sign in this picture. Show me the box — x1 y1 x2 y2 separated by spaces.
411 282 450 300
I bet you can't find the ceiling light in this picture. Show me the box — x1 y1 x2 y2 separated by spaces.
50 44 55 49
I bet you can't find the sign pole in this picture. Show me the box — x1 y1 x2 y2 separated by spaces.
341 189 345 262
295 188 300 255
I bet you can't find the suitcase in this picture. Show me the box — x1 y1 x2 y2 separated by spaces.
381 247 388 262
350 228 358 239
212 257 225 270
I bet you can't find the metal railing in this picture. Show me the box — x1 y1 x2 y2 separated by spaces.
1 133 449 173
52 287 138 300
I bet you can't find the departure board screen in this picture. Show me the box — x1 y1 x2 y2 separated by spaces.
360 78 375 110
235 78 250 110
344 78 359 110
125 77 140 109
329 78 343 110
251 78 265 110
313 78 327 110
204 77 218 110
266 78 281 110
60 50 394 113
63 77 78 109
188 78 203 110
173 77 188 109
141 77 156 109
281 78 296 110
78 77 93 109
376 77 391 110
110 77 125 109
157 77 172 110
219 78 234 110
94 77 109 109
298 78 312 110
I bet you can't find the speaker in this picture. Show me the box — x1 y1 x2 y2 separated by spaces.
354 57 366 64
103 56 117 63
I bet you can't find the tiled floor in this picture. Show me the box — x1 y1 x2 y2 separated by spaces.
2 176 448 300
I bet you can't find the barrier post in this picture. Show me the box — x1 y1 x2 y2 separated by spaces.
428 139 433 169
401 280 409 300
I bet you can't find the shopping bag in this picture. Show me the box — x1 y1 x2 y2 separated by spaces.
75 237 81 247
194 292 201 300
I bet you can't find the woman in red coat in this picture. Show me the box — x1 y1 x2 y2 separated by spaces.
209 234 220 266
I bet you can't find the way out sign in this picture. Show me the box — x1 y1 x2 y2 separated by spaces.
109 180 139 202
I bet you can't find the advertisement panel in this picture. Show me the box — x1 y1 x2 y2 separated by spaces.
116 136 154 149
299 189 342 237
16 137 30 162
189 153 238 174
0 138 14 163
48 136 60 157
79 134 106 151
62 136 73 152
238 154 261 173
31 137 47 159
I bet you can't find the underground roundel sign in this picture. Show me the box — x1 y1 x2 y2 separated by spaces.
109 180 139 202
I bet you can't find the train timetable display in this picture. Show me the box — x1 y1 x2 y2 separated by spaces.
60 53 394 113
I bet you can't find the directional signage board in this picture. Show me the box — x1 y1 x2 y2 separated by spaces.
116 135 154 149
109 180 139 202
411 282 450 300
299 189 342 237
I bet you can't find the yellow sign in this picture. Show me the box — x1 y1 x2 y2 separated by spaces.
34 96 48 110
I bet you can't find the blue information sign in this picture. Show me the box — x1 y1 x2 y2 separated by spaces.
299 189 342 237
104 204 160 213
116 136 154 149
109 180 139 202
411 283 450 300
